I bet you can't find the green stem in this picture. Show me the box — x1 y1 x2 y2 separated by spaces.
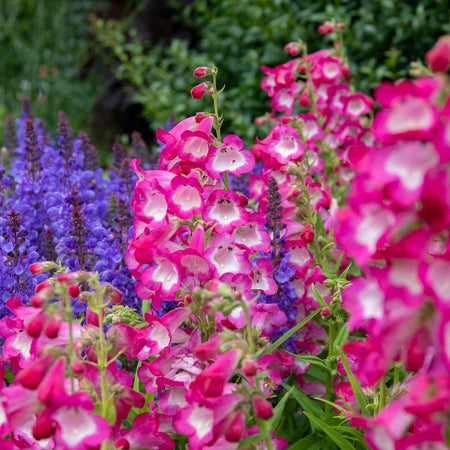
325 324 336 418
379 376 386 412
257 419 274 450
96 287 109 450
393 363 400 386
64 293 75 393
241 298 255 353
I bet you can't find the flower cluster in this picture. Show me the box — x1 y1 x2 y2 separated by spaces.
0 111 144 313
336 62 450 448
0 28 449 450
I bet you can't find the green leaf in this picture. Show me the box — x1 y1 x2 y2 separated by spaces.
304 413 355 450
288 353 331 373
290 433 324 450
268 385 294 432
238 432 265 447
314 397 347 414
339 350 370 415
258 308 321 357
281 382 323 418
311 284 328 308
334 325 350 349
331 426 368 448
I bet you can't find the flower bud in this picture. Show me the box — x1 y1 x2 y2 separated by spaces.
225 410 245 442
338 22 346 30
44 315 61 339
194 335 222 360
35 280 53 293
86 307 100 327
70 360 85 374
26 311 47 337
105 283 123 305
68 284 80 298
321 307 331 318
78 291 93 304
30 294 46 308
242 359 258 377
253 396 273 420
32 410 55 440
284 42 301 56
193 66 212 78
426 35 450 72
16 354 53 390
195 112 207 122
299 91 309 107
29 261 58 276
300 224 315 244
115 439 130 450
191 82 209 100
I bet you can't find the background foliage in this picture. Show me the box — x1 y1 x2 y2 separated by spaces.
94 0 450 144
0 0 101 133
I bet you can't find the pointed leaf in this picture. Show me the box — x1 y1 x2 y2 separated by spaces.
304 413 355 450
339 350 370 415
268 385 294 431
258 308 321 357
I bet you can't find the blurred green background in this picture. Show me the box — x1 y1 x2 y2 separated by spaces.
1 0 449 155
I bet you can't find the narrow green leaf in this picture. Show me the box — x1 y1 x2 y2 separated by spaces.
258 308 321 357
334 324 350 349
339 350 370 415
331 426 368 447
268 385 294 431
281 382 323 418
313 397 347 414
237 433 265 447
288 353 331 372
311 284 328 308
304 413 355 450
290 433 324 450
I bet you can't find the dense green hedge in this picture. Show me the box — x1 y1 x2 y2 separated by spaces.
95 0 449 144
0 0 100 131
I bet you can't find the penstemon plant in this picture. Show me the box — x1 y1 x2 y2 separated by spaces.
0 23 449 450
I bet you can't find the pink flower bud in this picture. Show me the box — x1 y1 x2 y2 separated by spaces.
299 91 309 107
194 335 222 360
86 307 100 327
426 35 450 72
193 66 212 78
284 42 301 56
35 280 52 293
26 311 47 337
16 354 53 390
44 315 61 339
338 22 346 30
32 410 55 440
321 307 331 318
253 396 273 420
29 261 58 276
326 24 335 34
78 291 93 303
242 359 258 377
30 294 46 308
115 439 130 450
105 284 123 304
191 82 208 100
225 410 245 442
58 271 93 285
195 112 207 122
70 360 85 374
318 25 327 34
68 284 80 298
300 224 315 244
